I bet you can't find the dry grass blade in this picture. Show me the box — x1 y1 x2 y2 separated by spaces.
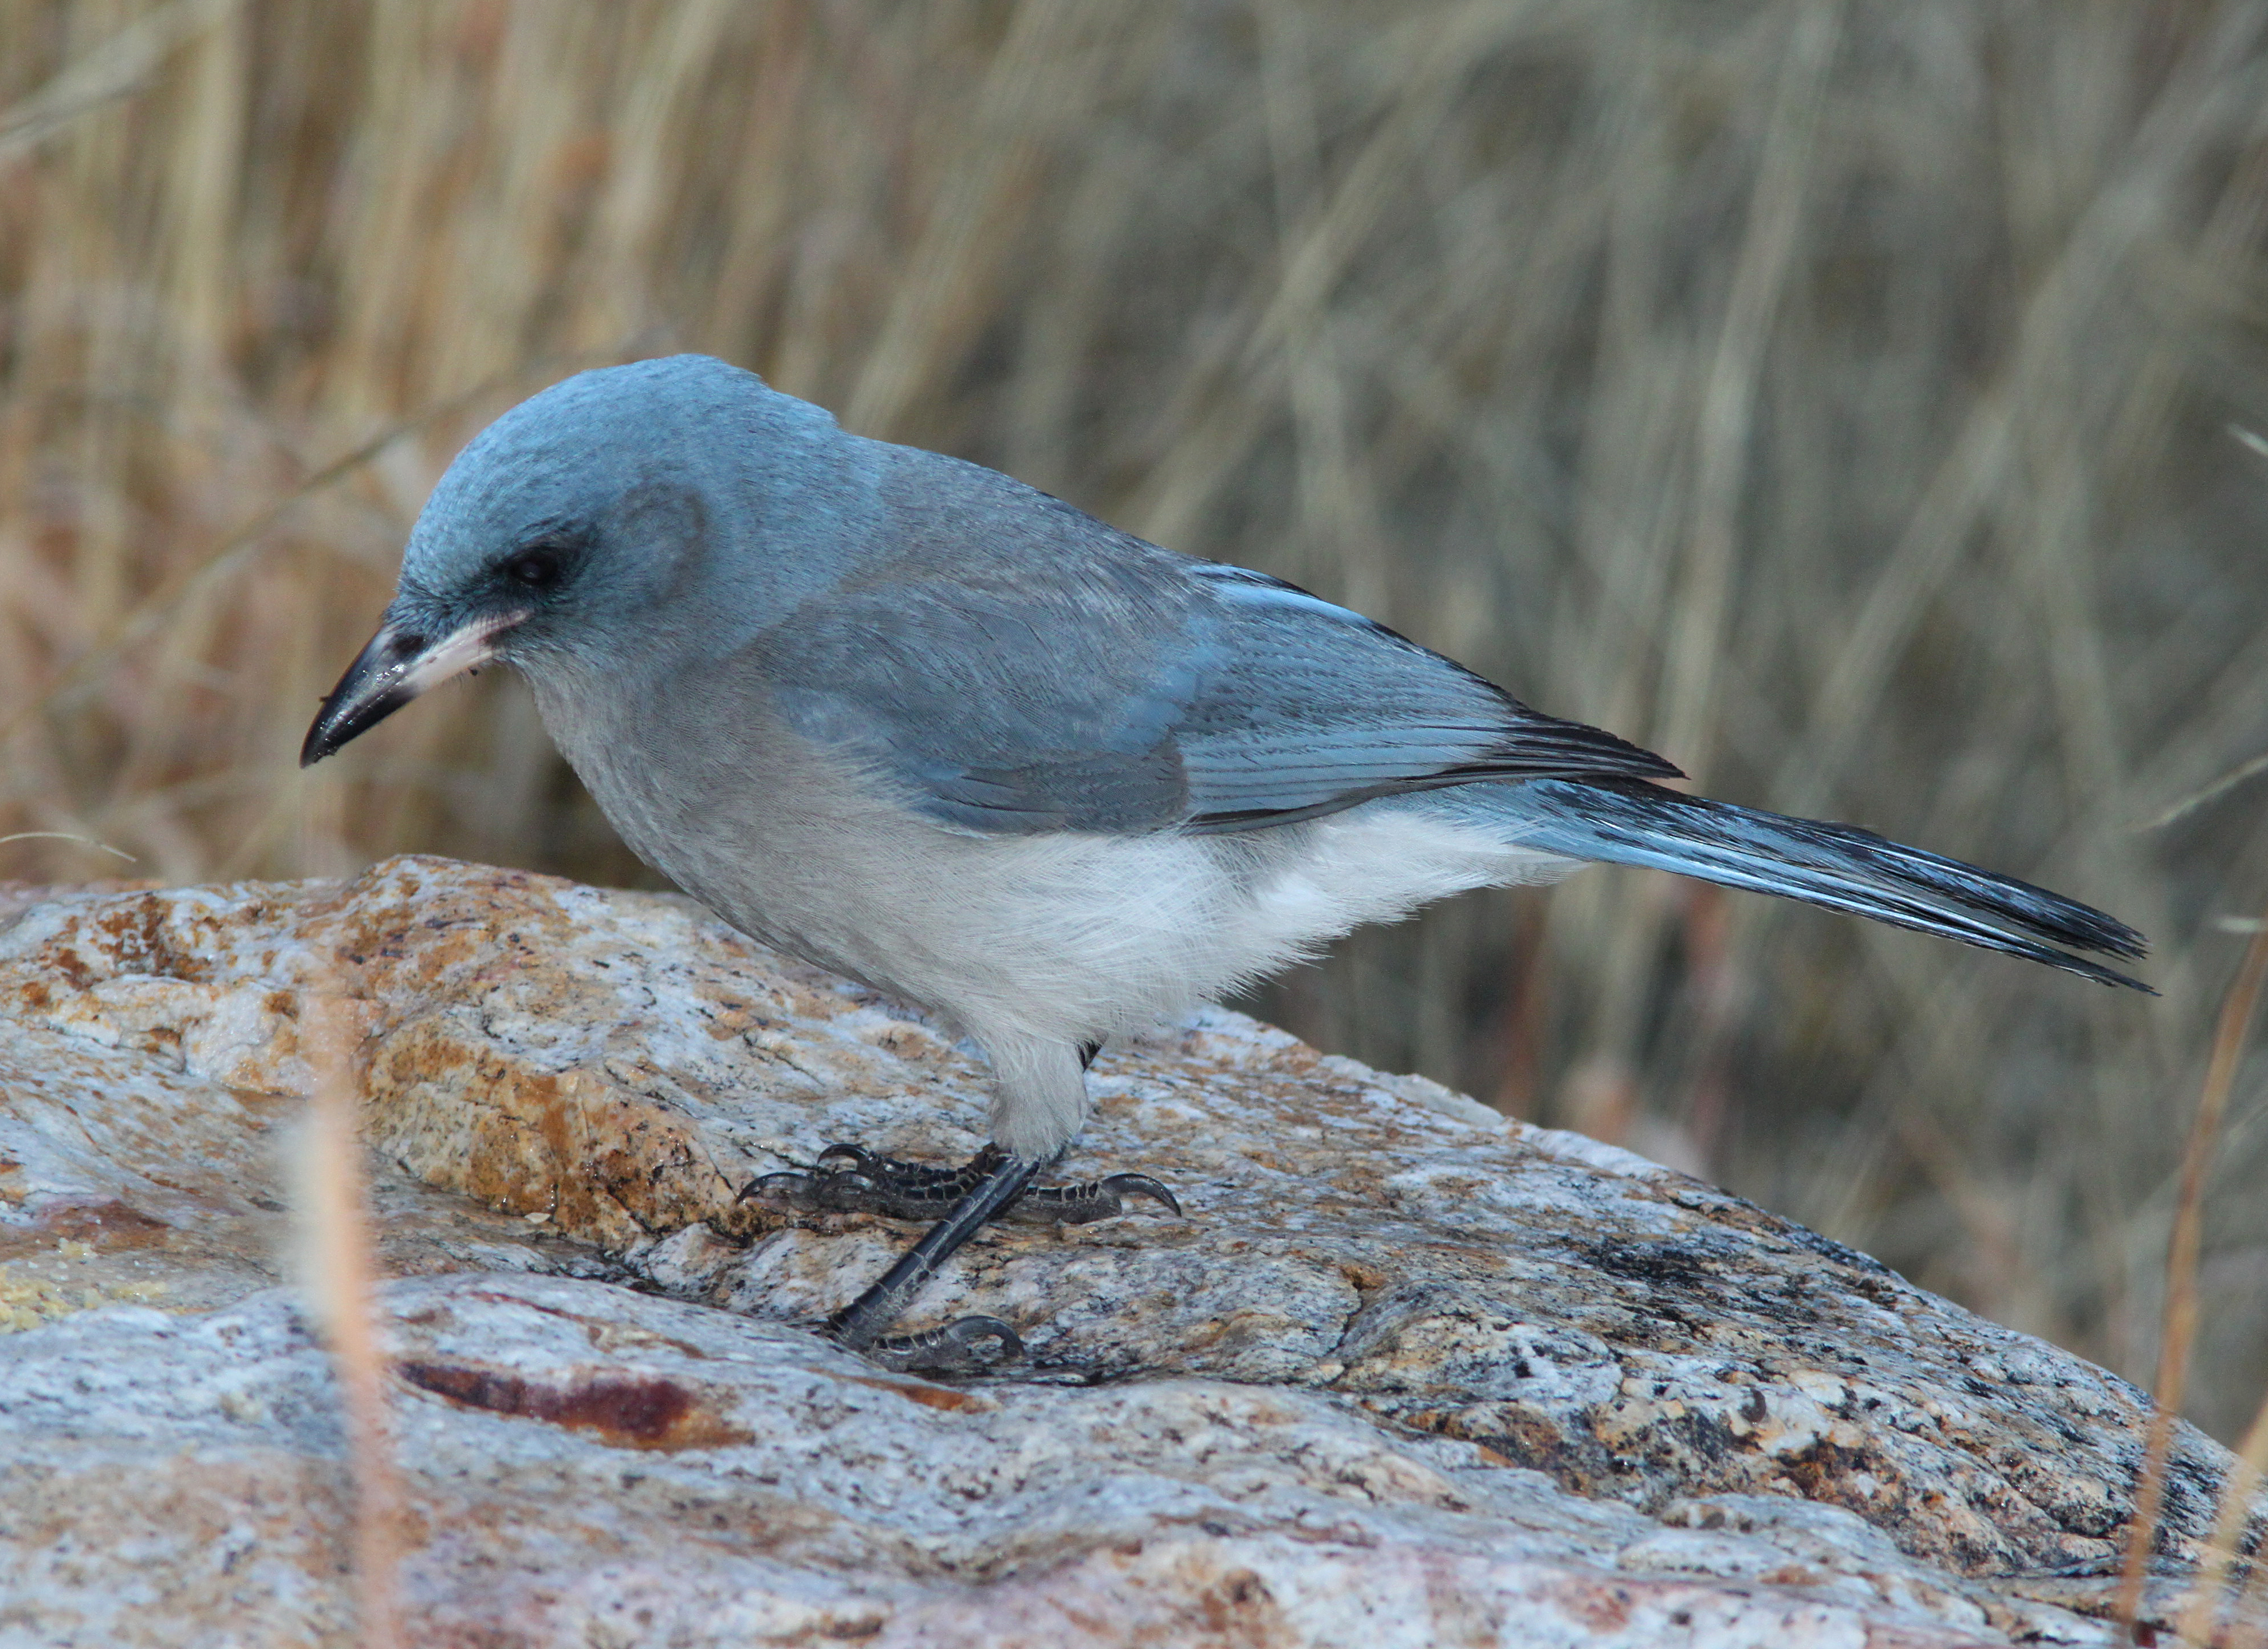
2178 1389 2268 1646
2148 752 2268 834
2116 912 2268 1638
0 0 242 163
1656 0 1838 782
0 830 133 861
294 991 403 1649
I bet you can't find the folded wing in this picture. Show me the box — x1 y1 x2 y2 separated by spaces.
760 541 1677 835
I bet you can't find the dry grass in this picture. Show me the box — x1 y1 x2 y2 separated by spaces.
2190 1386 2268 1644
5 0 2268 1439
2124 909 2268 1637
292 989 401 1649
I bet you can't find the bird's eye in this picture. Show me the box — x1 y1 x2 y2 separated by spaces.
504 546 565 590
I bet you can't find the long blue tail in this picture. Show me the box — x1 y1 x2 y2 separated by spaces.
1481 778 2150 991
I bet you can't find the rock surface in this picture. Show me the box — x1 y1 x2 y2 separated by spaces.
0 856 2245 1646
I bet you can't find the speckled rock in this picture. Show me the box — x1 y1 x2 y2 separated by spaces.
0 857 2245 1647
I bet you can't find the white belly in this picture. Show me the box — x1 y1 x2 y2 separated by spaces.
684 796 1577 1052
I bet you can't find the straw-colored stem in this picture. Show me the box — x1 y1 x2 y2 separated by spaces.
297 992 403 1649
2115 912 2268 1638
2178 1387 2268 1647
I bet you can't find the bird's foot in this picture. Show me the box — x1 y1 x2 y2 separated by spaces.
743 1144 1180 1377
743 1142 1182 1226
852 1314 1025 1376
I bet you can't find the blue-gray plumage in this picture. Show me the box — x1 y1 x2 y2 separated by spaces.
302 354 2148 1367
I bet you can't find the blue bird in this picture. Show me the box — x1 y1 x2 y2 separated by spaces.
304 355 2148 1370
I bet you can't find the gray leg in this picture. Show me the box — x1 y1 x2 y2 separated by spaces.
741 1136 1182 1374
826 1150 1041 1373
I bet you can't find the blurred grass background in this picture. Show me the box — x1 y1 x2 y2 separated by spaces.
4 0 2268 1435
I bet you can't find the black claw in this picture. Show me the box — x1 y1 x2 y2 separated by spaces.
1102 1173 1183 1218
852 1314 1025 1375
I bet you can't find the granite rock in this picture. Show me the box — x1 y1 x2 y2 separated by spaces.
0 856 2245 1646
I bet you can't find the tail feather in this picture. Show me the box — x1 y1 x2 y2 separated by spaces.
1507 778 2151 992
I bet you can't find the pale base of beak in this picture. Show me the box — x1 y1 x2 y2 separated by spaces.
395 613 525 697
301 609 529 767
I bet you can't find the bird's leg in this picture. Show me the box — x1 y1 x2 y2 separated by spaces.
741 1142 1179 1375
739 1039 1179 1372
825 1149 1042 1372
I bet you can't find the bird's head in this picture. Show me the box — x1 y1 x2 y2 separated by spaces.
300 354 849 767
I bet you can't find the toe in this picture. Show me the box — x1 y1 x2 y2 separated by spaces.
739 1169 821 1203
856 1315 1024 1375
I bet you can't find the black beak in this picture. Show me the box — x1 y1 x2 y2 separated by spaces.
300 612 525 768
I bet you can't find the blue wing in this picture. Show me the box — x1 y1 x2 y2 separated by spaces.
757 486 1677 835
1166 565 1678 830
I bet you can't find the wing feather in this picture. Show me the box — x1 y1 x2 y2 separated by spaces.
762 545 1677 835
